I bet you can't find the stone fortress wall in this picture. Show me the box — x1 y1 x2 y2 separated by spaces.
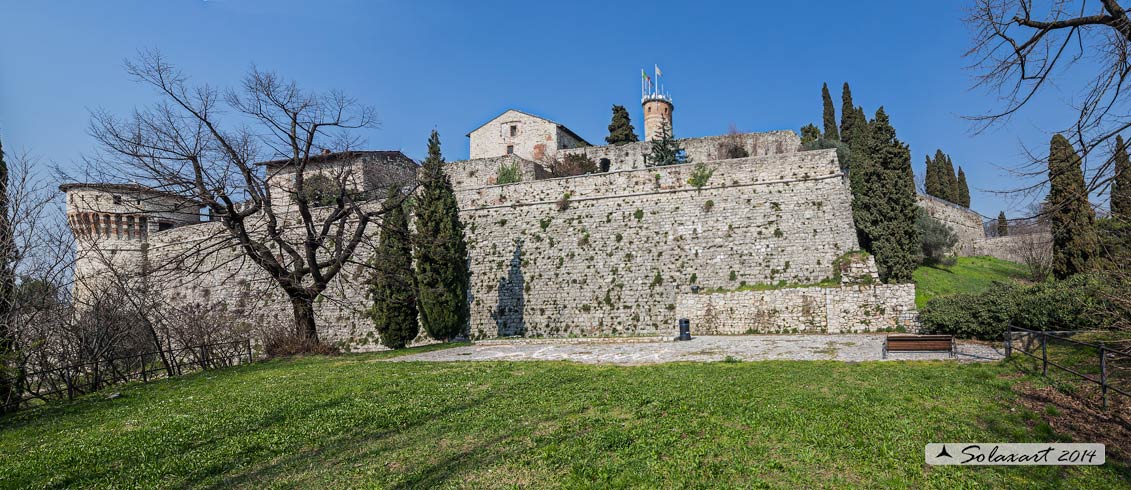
557 130 800 174
456 148 896 338
917 194 986 255
67 85 974 349
67 146 919 348
916 193 1052 264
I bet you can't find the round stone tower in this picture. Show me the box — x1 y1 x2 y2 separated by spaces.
642 94 674 142
59 183 200 302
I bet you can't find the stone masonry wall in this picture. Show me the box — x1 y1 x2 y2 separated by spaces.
70 145 919 349
973 233 1052 264
141 218 384 349
556 130 799 174
457 148 863 339
443 155 551 190
916 194 986 255
676 283 918 335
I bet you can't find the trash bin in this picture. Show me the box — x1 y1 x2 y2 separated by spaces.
677 318 691 341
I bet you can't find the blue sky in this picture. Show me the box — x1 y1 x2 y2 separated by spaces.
0 0 1087 219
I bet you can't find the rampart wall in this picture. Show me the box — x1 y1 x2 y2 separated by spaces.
916 194 986 254
72 146 922 349
455 149 865 338
557 130 800 173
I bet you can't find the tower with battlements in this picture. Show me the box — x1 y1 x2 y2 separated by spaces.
60 183 201 301
642 65 674 141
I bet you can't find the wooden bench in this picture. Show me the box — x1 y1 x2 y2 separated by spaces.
882 335 955 359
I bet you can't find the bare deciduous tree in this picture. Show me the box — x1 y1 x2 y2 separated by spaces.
85 51 407 348
967 0 1131 201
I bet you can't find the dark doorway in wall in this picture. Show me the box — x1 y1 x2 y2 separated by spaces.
599 158 611 173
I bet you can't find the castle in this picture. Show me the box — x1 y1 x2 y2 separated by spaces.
62 74 1012 349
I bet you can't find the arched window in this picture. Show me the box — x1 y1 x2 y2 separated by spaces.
599 158 611 172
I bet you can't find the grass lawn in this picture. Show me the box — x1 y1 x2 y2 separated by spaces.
1 348 1129 488
913 255 1031 308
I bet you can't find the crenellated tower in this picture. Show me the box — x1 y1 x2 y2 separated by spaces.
60 183 201 302
642 65 674 141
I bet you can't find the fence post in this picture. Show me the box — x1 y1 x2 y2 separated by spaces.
1041 331 1048 376
1099 342 1108 410
1005 325 1012 357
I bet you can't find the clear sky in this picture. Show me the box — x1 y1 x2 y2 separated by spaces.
0 0 1086 219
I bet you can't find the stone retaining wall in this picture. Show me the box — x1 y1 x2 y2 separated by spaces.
676 283 918 335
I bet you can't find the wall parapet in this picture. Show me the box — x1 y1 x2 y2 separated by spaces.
455 149 842 210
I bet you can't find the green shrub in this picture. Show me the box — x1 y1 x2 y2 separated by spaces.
1012 274 1109 331
496 163 522 185
920 282 1020 340
916 208 958 265
688 162 714 188
920 274 1113 339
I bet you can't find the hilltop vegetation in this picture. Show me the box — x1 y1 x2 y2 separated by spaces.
1 350 1127 488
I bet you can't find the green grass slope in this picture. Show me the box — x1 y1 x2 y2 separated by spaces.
913 256 1030 308
1 350 1127 488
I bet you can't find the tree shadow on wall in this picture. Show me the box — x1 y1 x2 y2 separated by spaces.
492 239 525 337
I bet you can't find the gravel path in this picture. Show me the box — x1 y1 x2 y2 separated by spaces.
390 335 1004 365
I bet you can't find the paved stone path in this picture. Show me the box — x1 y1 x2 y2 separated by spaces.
390 335 1004 365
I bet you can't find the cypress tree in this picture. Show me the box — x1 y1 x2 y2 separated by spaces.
957 166 971 207
800 124 821 145
1112 135 1131 220
1047 133 1098 280
849 108 922 282
0 133 14 413
937 151 958 202
839 83 855 144
854 107 867 143
645 121 689 167
366 187 419 349
821 83 839 141
413 130 470 341
924 154 942 198
605 105 639 145
997 211 1009 237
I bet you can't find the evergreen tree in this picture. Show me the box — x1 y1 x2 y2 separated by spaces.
366 187 419 349
645 121 689 167
849 108 922 282
605 105 639 145
1112 135 1131 220
821 83 839 141
1047 133 1098 279
800 124 821 145
0 134 13 414
937 150 958 202
997 211 1009 237
957 166 971 207
413 131 470 341
924 153 943 198
839 82 855 144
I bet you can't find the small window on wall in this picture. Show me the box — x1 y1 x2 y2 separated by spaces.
506 145 514 155
112 195 122 205
158 222 175 232
509 125 517 137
